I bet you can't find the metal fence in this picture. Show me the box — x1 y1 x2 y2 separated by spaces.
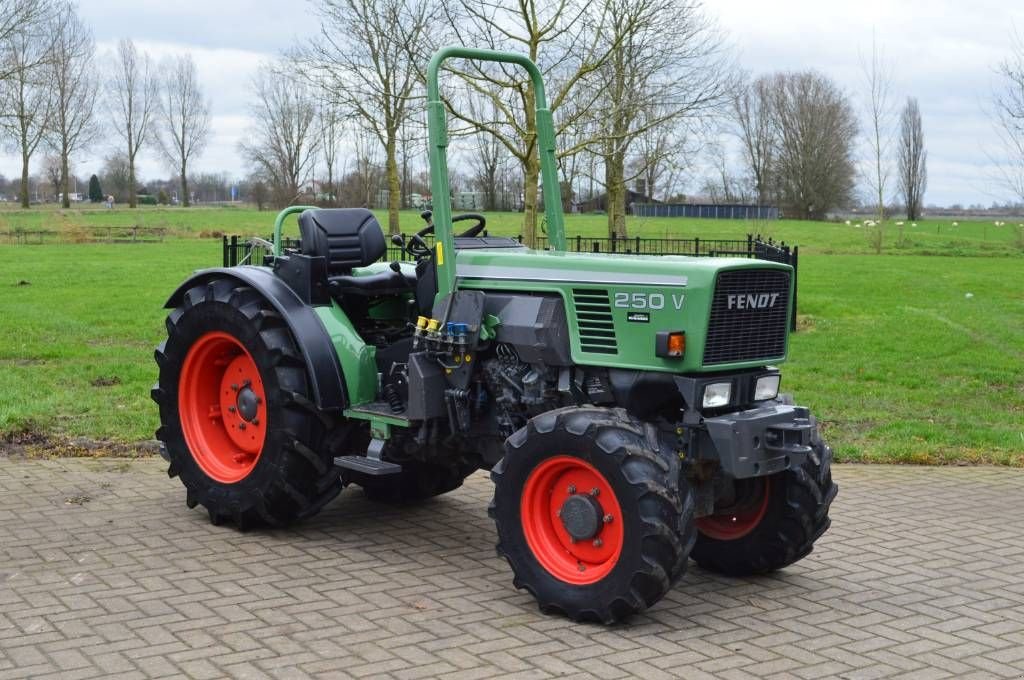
0 227 167 244
223 232 799 330
633 203 779 220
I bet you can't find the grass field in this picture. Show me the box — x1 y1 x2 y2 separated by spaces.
1 205 1022 464
3 203 1024 257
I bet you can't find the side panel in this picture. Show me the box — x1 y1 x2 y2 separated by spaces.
164 267 349 410
312 303 378 406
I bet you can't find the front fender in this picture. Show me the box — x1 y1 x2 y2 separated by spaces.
165 266 348 411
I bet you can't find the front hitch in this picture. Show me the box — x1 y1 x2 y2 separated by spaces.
699 403 816 479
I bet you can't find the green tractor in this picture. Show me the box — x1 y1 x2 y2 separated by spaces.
153 47 837 623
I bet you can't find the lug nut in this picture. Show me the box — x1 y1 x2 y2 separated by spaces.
593 538 603 548
242 379 251 388
603 514 614 524
255 397 263 405
252 418 259 426
238 423 246 431
231 384 239 392
567 484 576 494
578 564 586 572
228 406 236 413
590 487 600 497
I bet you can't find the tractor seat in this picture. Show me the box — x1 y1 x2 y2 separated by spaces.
299 208 387 274
329 265 416 297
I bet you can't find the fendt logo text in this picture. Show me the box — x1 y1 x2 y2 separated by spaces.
726 293 780 310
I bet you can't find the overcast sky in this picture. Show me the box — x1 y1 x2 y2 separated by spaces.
4 0 1023 206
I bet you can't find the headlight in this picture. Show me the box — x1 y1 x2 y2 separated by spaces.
702 382 732 408
754 374 781 401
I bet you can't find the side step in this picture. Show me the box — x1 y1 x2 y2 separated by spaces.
334 439 402 476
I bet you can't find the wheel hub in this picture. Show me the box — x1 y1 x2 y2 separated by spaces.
520 456 624 585
236 386 260 422
178 331 267 484
559 494 603 541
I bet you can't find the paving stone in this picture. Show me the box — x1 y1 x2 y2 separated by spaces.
1 459 1023 679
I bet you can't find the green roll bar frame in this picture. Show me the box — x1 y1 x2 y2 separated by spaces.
426 46 567 303
270 47 568 307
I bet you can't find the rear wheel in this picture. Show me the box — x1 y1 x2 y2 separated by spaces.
152 278 344 529
490 407 694 624
692 438 837 576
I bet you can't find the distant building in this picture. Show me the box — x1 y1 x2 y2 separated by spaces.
578 189 659 214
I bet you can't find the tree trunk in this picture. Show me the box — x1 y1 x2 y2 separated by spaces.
181 167 189 208
20 153 30 209
61 153 70 209
385 134 401 235
605 152 628 239
128 159 137 208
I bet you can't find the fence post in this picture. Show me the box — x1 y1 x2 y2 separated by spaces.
611 233 617 253
694 236 700 256
635 235 640 254
747 233 753 257
231 235 239 266
791 245 799 332
576 234 582 252
592 240 600 253
222 236 229 267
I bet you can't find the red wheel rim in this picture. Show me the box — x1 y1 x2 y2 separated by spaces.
520 456 624 585
696 477 771 541
178 331 267 483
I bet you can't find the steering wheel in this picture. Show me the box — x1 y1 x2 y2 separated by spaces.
401 211 488 259
453 213 487 237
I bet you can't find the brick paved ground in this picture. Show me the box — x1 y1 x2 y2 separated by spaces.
1 459 1023 680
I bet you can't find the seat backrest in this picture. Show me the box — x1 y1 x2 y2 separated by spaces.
298 208 386 274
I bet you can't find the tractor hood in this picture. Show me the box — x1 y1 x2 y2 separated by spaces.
454 248 794 373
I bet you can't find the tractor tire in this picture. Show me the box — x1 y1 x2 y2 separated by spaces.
152 277 344 529
691 437 838 576
346 460 478 504
490 407 695 624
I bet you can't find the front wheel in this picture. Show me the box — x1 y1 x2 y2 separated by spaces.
692 438 838 576
490 407 695 624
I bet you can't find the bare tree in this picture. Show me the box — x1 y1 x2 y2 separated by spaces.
897 97 926 220
42 152 61 201
317 98 342 205
731 74 775 205
591 0 731 237
297 0 434 234
107 38 156 208
440 0 618 245
100 152 132 203
240 63 320 207
0 4 52 208
46 1 98 208
0 0 45 77
770 71 858 219
155 54 211 207
993 31 1024 203
861 34 895 223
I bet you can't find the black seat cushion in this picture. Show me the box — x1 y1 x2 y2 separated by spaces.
298 208 386 274
328 268 415 297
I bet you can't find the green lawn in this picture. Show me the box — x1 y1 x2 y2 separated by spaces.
3 203 1023 257
1 207 1022 464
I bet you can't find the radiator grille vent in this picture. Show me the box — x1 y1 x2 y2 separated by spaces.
703 269 790 365
572 289 618 355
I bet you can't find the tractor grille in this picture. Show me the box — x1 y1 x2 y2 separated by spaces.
703 269 790 366
572 289 618 355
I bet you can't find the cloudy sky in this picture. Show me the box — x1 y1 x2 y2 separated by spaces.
4 0 1023 206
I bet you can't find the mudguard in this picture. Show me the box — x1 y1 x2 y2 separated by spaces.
164 266 348 411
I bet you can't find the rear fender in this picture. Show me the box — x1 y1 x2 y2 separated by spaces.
165 266 348 411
